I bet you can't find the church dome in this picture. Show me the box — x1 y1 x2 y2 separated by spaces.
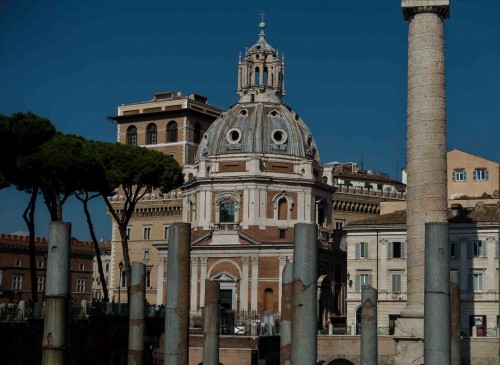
196 19 320 162
197 102 319 162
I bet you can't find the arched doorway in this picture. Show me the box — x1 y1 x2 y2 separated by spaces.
317 275 334 330
328 359 354 365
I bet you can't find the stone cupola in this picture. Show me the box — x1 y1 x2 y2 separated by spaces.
237 17 285 103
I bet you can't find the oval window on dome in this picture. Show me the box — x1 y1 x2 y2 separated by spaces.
227 128 242 144
271 129 287 145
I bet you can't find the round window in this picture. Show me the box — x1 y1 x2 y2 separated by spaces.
227 128 242 144
271 129 287 145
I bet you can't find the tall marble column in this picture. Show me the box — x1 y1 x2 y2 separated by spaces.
397 2 450 364
191 258 199 312
241 257 249 312
200 257 208 308
156 256 166 305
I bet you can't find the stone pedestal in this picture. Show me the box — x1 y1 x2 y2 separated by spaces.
394 317 424 365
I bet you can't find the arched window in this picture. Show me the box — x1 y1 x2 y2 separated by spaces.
278 198 288 220
220 202 235 223
193 123 201 144
126 125 137 145
264 288 274 312
146 123 157 145
255 67 260 86
167 121 178 143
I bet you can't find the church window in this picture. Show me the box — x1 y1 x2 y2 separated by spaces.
263 67 269 85
255 67 260 86
220 202 235 222
278 198 288 220
271 129 287 145
167 121 178 143
226 128 242 144
126 126 137 145
193 123 201 144
263 288 273 312
146 123 157 145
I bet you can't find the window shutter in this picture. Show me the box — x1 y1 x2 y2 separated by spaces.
368 275 373 286
485 170 489 180
401 243 406 259
468 242 473 258
452 171 456 182
363 243 369 259
355 243 360 259
463 170 467 180
496 241 499 258
355 274 361 292
456 241 461 258
468 273 473 292
473 170 477 181
388 242 393 259
480 241 486 257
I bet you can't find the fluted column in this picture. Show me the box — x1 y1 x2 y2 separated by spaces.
251 257 259 311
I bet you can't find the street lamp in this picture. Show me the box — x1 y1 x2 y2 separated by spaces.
118 261 124 303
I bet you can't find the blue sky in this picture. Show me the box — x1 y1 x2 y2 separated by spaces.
0 0 499 241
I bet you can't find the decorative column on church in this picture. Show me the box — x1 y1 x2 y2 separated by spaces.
241 257 249 312
251 257 259 311
156 256 166 305
396 2 450 364
278 256 287 313
200 257 208 308
191 258 199 312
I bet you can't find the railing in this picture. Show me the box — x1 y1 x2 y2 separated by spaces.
318 327 352 335
213 223 240 232
461 327 499 337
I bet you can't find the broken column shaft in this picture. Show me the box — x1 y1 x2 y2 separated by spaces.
291 223 317 365
128 262 146 365
202 280 220 365
361 285 378 365
280 262 293 365
164 223 191 365
424 222 450 364
42 222 71 365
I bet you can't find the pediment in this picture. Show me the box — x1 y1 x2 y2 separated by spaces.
211 271 237 282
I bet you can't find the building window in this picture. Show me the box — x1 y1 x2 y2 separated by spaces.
471 273 483 292
164 226 170 240
335 221 344 230
450 241 459 258
77 278 86 293
37 260 44 268
452 169 466 182
12 275 22 290
473 168 489 181
79 263 85 271
36 276 44 292
143 250 150 262
15 258 22 267
193 123 202 144
355 273 372 293
355 242 368 259
220 202 235 223
146 123 157 145
469 240 486 258
146 270 152 288
105 261 110 273
121 273 127 288
167 121 178 143
263 288 274 312
126 125 137 146
388 242 405 259
392 274 402 293
143 227 151 240
279 229 286 239
126 227 131 240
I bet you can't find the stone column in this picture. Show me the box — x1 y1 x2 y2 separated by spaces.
397 2 450 364
128 262 146 365
240 257 249 312
251 257 259 312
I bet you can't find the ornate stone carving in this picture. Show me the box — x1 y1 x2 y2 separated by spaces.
200 257 208 266
192 258 199 265
242 256 249 264
403 5 449 20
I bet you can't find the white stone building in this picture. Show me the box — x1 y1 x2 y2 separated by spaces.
344 204 499 337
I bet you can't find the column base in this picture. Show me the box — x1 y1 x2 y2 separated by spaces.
394 316 424 365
